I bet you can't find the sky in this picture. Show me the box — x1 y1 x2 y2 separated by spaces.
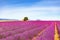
0 0 60 20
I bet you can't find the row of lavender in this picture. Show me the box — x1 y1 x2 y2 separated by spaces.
56 22 60 38
0 21 56 40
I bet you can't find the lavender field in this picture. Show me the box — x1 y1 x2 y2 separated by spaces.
0 21 59 40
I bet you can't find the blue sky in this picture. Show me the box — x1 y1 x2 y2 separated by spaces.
0 0 60 20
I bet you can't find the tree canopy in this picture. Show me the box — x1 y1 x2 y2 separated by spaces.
23 17 28 21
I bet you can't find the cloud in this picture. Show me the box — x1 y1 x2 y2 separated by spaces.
1 6 60 20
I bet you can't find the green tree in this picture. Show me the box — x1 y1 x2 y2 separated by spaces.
23 17 28 21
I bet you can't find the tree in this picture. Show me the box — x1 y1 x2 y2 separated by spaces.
23 17 28 21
